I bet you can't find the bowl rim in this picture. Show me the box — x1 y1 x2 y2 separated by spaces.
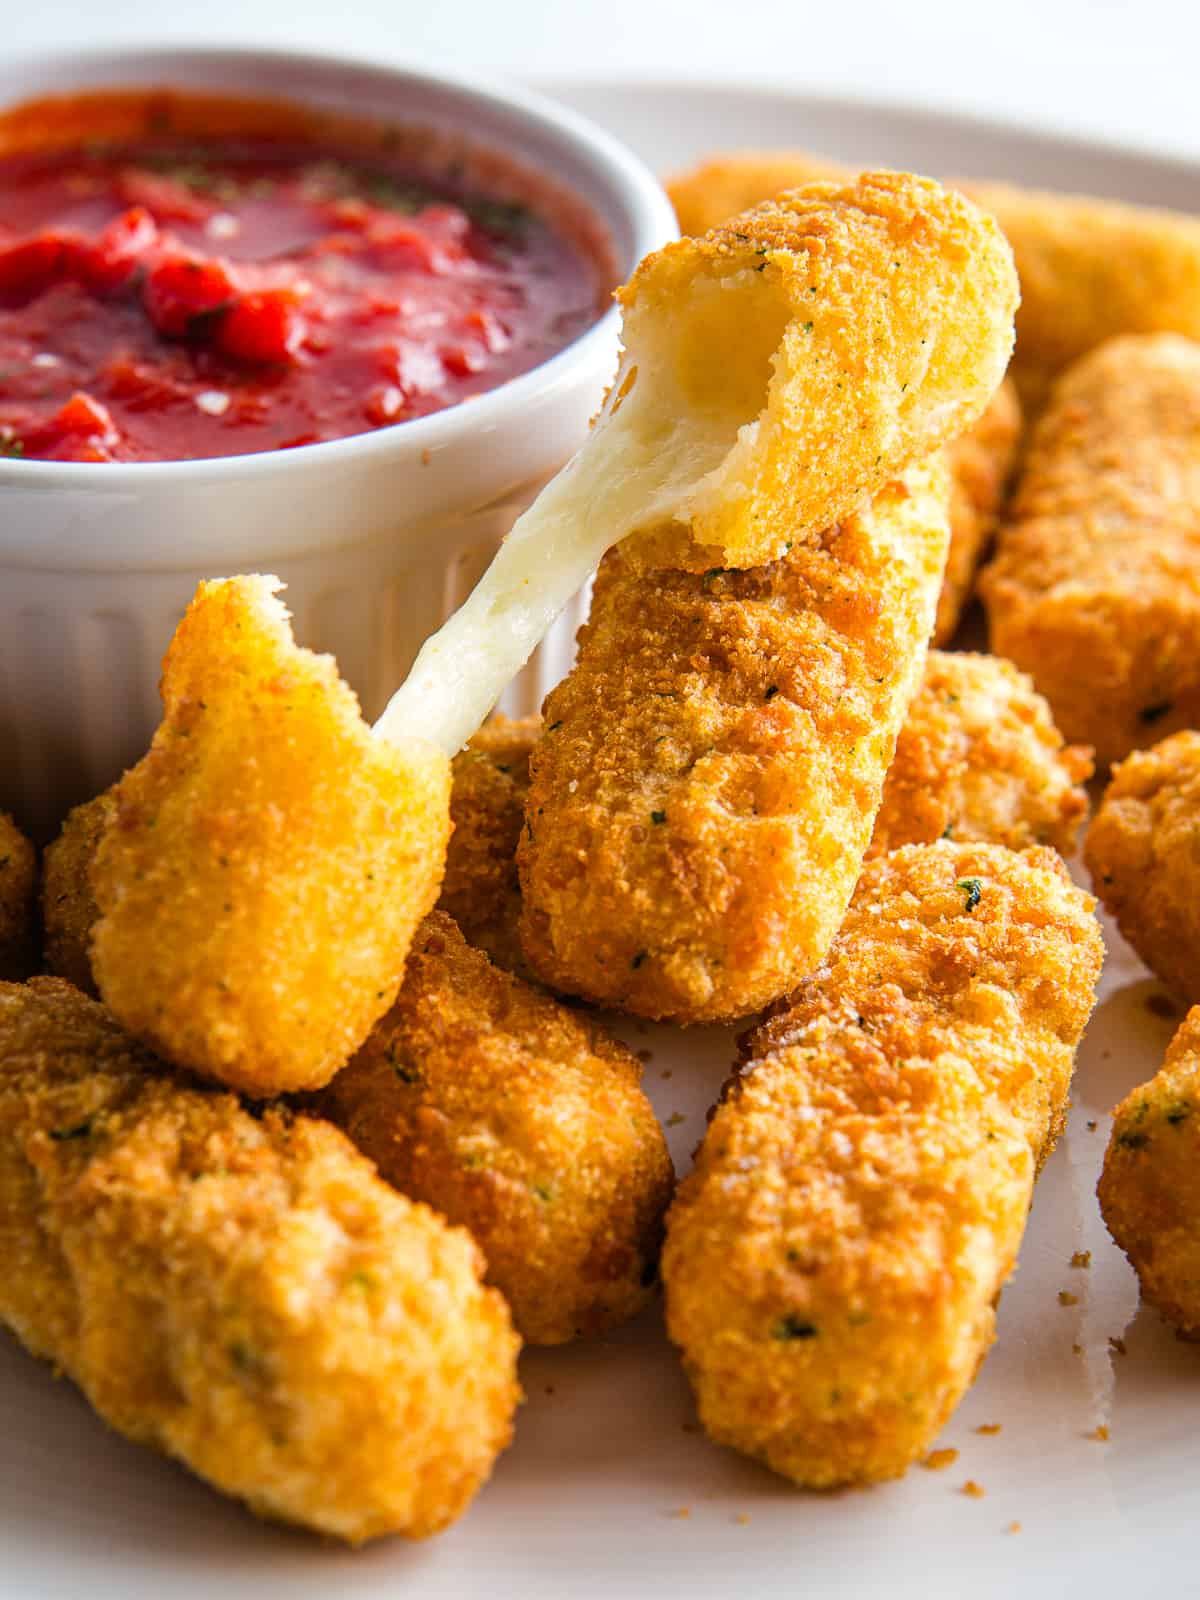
0 43 677 485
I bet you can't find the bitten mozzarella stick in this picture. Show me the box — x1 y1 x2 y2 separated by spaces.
518 456 951 1024
0 979 519 1544
668 151 1200 419
982 334 1200 768
0 812 37 982
314 912 674 1345
90 577 450 1097
1099 1006 1200 1339
871 651 1091 859
663 841 1103 1488
1085 731 1200 1002
380 173 1016 751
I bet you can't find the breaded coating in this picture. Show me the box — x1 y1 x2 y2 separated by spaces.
90 577 451 1097
668 151 1200 420
518 456 951 1024
666 150 849 238
0 812 37 982
406 651 1089 978
613 171 1016 573
0 978 519 1543
41 794 113 996
936 378 1022 644
314 912 674 1345
663 841 1103 1488
982 334 1200 767
35 802 673 1343
1098 1006 1200 1338
871 651 1091 859
965 182 1200 417
668 156 1019 640
439 717 539 975
1085 731 1200 1002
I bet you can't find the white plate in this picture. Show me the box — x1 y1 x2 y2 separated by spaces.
5 79 1199 1600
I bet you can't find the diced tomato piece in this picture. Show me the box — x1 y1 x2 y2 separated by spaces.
50 391 118 440
217 287 307 366
143 251 238 338
20 391 120 461
0 233 87 304
83 207 159 294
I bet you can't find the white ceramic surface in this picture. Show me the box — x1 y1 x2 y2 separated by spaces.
0 48 676 838
3 79 1198 1600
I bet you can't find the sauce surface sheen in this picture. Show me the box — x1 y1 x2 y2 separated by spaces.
0 125 609 462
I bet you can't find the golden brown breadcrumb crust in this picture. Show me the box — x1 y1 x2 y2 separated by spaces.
982 334 1200 768
518 456 951 1023
41 794 113 995
431 650 1085 972
1085 730 1200 1001
936 379 1022 644
314 912 674 1345
1098 1005 1200 1338
667 151 1200 420
0 812 37 982
39 801 672 1344
617 172 1016 572
666 150 849 237
0 978 519 1543
90 576 451 1097
965 181 1200 416
663 841 1103 1488
870 651 1092 859
439 717 540 976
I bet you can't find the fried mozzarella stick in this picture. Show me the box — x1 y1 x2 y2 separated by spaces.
0 979 519 1543
91 578 450 1097
870 651 1091 859
1099 1007 1200 1339
378 173 1016 752
982 334 1200 768
314 912 674 1345
0 812 37 982
664 841 1103 1487
966 181 1200 416
1085 731 1200 1002
518 457 951 1023
432 652 1086 975
38 811 674 1344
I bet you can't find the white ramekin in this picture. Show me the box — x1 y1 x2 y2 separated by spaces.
0 47 677 838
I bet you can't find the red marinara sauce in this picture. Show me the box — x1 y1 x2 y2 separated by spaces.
0 93 612 462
